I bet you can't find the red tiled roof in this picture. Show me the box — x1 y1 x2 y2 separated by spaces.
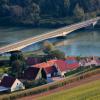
47 60 57 66
34 60 57 68
24 67 40 80
0 76 16 88
34 60 58 75
67 63 79 70
33 58 79 74
65 57 79 70
34 62 49 68
44 66 58 74
54 60 68 72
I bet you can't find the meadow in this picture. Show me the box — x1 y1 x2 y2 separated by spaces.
38 80 100 100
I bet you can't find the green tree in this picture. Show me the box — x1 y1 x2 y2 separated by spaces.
9 51 26 78
10 51 25 65
9 60 25 78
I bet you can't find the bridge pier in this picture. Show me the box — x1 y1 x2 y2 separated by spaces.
56 32 67 39
92 21 97 27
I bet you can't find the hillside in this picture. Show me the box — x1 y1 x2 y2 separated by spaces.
38 80 100 100
0 0 100 27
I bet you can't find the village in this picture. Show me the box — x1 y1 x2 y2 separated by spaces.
0 51 100 93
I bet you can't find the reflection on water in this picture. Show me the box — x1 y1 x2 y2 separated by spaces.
0 27 53 47
56 30 100 56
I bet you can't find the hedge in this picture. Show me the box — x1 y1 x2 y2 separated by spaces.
0 68 100 100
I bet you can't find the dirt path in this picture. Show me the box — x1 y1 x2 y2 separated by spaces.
18 74 100 100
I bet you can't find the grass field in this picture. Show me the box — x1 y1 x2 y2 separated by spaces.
38 80 100 100
0 67 9 74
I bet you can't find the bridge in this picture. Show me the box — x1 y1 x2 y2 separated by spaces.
0 17 100 54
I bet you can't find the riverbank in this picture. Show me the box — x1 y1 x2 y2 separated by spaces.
0 17 100 29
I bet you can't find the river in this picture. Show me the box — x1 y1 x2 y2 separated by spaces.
0 26 100 56
0 26 53 47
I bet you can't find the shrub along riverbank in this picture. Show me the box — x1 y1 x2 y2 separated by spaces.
0 68 100 100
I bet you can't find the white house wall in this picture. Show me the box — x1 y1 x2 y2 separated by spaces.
11 79 25 92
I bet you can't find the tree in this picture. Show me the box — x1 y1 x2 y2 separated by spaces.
30 3 40 25
43 41 54 54
10 51 25 65
74 4 85 21
9 60 25 78
9 51 26 78
50 50 65 59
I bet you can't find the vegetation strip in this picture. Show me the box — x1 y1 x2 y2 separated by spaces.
0 69 100 100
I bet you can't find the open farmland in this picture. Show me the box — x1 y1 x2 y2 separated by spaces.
38 80 100 100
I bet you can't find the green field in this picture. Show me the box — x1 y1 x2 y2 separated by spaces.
38 80 100 100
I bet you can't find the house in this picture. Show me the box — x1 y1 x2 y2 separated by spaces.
24 67 47 80
54 60 68 76
90 57 100 66
0 76 25 92
65 57 80 70
34 59 79 78
44 66 58 78
47 59 79 77
33 58 80 78
34 62 58 78
79 57 100 67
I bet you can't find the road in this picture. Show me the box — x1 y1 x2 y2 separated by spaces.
0 17 100 54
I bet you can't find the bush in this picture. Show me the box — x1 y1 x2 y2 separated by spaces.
23 79 47 88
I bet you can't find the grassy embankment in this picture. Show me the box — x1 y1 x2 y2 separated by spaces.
38 80 100 100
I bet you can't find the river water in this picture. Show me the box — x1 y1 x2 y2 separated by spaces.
0 26 53 47
0 26 100 56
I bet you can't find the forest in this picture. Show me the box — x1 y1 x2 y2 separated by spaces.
0 0 100 27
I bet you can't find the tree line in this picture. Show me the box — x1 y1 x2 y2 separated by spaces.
0 0 99 26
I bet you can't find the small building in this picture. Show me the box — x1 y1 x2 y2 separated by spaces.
79 57 100 67
0 76 25 92
24 67 47 80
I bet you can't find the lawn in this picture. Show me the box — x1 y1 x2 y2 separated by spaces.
38 80 100 100
0 67 9 74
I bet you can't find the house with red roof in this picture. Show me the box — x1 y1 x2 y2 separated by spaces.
53 60 68 76
46 59 79 77
34 62 58 78
65 57 80 70
0 76 25 92
24 67 47 80
33 58 80 78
